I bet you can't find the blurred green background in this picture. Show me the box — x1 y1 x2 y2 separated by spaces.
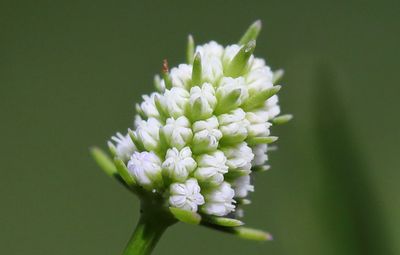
1 0 399 254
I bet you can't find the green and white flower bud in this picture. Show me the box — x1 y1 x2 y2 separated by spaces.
94 21 291 226
138 93 161 119
162 147 197 182
232 175 254 198
127 151 163 190
246 112 271 138
169 178 205 212
161 116 193 150
215 77 249 114
246 58 274 95
192 116 223 154
170 64 192 90
163 87 189 118
135 118 162 151
264 95 281 120
222 142 254 173
188 83 217 120
251 144 268 166
109 132 137 162
195 41 224 60
194 151 228 186
218 108 249 144
201 182 236 216
224 41 255 77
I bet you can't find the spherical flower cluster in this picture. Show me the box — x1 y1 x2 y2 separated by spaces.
102 21 291 222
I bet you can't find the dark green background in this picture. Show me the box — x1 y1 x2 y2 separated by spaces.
1 0 399 254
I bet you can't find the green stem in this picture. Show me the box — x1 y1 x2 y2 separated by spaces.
122 200 176 255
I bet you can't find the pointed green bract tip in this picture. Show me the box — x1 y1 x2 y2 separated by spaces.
252 165 271 172
242 85 281 110
203 216 244 227
192 53 202 85
238 20 262 45
169 207 201 225
107 141 116 157
273 69 284 83
128 129 145 151
90 147 117 177
187 34 195 64
234 227 273 241
225 40 256 77
114 158 136 187
247 136 279 146
272 114 293 125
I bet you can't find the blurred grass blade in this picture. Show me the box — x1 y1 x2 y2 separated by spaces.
201 221 272 241
314 66 394 255
90 147 117 177
234 227 273 241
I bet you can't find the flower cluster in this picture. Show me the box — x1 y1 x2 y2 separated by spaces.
97 21 291 225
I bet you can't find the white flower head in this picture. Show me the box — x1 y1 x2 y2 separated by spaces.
127 151 163 190
192 116 222 153
135 118 162 151
161 116 193 150
98 21 290 221
169 178 205 212
194 151 228 186
162 147 197 182
201 182 236 216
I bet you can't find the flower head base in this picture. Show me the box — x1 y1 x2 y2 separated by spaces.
92 20 291 241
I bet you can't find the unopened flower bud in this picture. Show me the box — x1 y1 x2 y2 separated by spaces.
135 118 162 151
161 116 193 150
192 116 223 154
138 93 161 119
170 64 192 90
246 112 272 138
127 151 163 190
188 83 217 120
218 108 249 144
162 147 197 182
232 175 254 198
109 132 137 162
169 178 205 212
201 182 236 216
194 151 228 186
163 87 189 118
251 144 268 166
222 142 254 173
215 77 249 114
